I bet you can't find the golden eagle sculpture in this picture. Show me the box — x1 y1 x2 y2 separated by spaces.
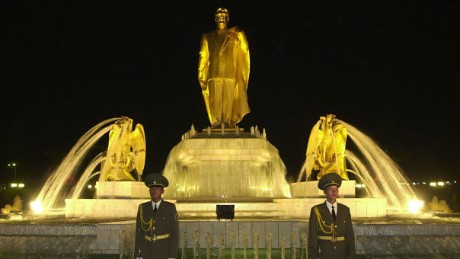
100 117 146 181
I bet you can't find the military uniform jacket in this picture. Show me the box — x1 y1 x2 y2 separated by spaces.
134 200 179 259
308 202 356 259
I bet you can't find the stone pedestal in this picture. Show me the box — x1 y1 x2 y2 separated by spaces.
95 181 150 199
162 132 291 201
65 198 149 218
290 180 356 198
65 181 150 218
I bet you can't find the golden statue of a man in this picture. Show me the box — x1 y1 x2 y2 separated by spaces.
198 8 250 128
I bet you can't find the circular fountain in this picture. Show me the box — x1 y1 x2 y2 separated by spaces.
0 116 459 258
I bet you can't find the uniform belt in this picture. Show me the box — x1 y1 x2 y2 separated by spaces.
318 236 345 242
145 233 170 242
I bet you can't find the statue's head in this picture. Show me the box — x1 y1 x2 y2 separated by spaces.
215 7 229 25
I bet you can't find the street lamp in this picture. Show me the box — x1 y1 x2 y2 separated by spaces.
8 162 17 182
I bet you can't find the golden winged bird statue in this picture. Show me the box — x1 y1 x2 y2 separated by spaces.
298 114 348 182
99 117 146 181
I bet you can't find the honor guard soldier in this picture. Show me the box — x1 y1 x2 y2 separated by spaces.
135 173 179 259
308 173 356 259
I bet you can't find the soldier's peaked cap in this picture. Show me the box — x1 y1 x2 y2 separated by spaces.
144 173 169 188
318 173 342 190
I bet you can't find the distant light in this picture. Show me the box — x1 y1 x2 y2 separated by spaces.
437 182 445 187
446 181 451 185
87 184 92 189
356 183 366 188
408 199 424 214
422 182 426 185
30 200 43 214
429 182 437 187
412 182 416 185
10 182 25 188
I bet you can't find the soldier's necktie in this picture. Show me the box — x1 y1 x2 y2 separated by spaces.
332 205 336 221
154 204 158 213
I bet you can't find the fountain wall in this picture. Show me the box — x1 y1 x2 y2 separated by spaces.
2 218 460 257
66 196 386 219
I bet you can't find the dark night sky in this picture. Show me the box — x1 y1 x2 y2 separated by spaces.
1 1 459 193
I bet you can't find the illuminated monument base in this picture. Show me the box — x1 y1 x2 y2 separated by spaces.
65 132 385 219
162 129 292 202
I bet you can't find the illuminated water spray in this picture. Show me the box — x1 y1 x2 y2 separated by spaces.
298 114 418 211
342 121 417 210
32 117 145 214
